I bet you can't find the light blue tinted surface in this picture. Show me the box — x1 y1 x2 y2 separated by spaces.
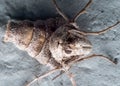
0 0 120 86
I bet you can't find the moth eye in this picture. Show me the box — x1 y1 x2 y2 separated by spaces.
65 49 72 54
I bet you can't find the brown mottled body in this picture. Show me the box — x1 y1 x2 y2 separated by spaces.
3 0 119 86
4 18 65 68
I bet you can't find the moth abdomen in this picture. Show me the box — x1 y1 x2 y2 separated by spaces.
4 20 47 57
4 20 34 50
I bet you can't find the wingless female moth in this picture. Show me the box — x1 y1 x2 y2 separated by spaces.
3 0 119 86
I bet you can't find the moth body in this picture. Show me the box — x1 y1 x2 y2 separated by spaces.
3 0 118 86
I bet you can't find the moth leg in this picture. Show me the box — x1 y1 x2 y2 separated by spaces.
26 68 61 86
69 21 120 36
72 0 92 22
52 0 69 21
52 70 64 80
76 54 118 64
66 72 76 86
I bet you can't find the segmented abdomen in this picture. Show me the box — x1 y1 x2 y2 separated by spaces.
4 18 65 68
4 20 46 57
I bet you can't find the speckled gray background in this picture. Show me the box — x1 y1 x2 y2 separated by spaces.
0 0 120 86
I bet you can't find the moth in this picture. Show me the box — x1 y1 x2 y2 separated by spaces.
3 0 119 86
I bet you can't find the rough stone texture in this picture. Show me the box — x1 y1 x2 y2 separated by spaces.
0 0 120 86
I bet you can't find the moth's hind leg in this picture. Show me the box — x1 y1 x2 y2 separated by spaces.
26 68 61 86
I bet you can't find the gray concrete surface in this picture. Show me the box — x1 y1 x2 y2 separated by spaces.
0 0 120 86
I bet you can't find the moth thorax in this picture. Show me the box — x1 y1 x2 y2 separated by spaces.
49 25 92 63
61 33 92 60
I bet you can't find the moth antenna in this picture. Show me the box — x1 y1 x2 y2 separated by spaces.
26 68 61 86
75 54 118 65
52 0 69 22
52 0 92 23
72 0 92 22
69 21 120 35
